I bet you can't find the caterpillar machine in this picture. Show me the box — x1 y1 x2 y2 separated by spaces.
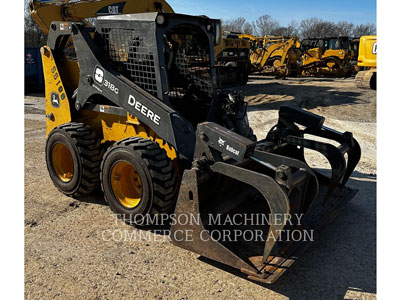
239 34 301 77
30 0 361 284
214 31 251 85
29 0 250 87
355 35 377 90
300 37 355 77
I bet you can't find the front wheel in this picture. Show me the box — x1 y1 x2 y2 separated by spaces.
45 123 103 196
101 137 178 222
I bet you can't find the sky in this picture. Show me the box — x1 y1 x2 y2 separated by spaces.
168 0 376 26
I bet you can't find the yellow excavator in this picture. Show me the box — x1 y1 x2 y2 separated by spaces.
239 34 301 77
300 37 354 77
29 0 250 87
355 35 377 90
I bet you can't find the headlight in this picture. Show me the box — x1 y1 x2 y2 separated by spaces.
156 14 165 25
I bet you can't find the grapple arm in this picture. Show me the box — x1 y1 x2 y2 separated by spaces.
170 106 361 283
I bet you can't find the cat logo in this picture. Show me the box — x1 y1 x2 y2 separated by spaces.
372 42 377 55
108 5 120 14
96 2 126 16
50 92 60 108
218 137 226 147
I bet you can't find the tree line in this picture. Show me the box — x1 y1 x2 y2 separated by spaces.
24 0 376 48
24 1 46 47
222 15 376 39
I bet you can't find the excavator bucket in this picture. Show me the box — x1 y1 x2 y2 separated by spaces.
170 105 361 283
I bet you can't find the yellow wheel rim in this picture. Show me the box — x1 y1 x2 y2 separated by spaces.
111 161 142 209
52 143 74 182
273 59 281 69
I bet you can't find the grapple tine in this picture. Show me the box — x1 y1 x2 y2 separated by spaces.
283 136 347 199
252 150 319 204
210 162 290 262
342 135 362 184
303 127 362 185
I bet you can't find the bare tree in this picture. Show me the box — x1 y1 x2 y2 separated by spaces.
271 21 300 37
284 20 300 37
24 0 47 47
222 17 254 34
336 21 355 36
352 23 376 37
255 15 280 36
299 18 337 38
242 22 256 35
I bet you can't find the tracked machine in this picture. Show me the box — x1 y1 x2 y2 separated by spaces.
300 37 354 77
355 35 377 90
32 5 361 283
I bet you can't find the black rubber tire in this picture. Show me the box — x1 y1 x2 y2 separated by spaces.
45 123 103 196
371 72 377 90
101 137 178 220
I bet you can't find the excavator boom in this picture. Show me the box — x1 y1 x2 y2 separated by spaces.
29 0 174 35
239 34 301 77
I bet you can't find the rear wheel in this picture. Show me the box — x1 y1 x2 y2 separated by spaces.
45 123 103 196
101 137 178 222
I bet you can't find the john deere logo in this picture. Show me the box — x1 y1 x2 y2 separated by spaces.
50 92 60 108
94 66 105 85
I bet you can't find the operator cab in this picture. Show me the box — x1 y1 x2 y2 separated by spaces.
96 13 221 125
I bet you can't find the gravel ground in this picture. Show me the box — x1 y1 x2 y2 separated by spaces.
25 76 376 300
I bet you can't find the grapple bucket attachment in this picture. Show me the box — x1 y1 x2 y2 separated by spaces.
170 105 361 283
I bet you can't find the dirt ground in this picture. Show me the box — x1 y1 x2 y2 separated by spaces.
25 76 376 300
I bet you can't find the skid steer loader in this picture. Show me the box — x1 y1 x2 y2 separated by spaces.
38 12 361 283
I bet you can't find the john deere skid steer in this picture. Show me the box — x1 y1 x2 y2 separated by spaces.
38 12 361 283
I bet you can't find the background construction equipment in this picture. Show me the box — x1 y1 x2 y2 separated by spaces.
300 37 355 77
355 35 377 90
240 34 301 77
